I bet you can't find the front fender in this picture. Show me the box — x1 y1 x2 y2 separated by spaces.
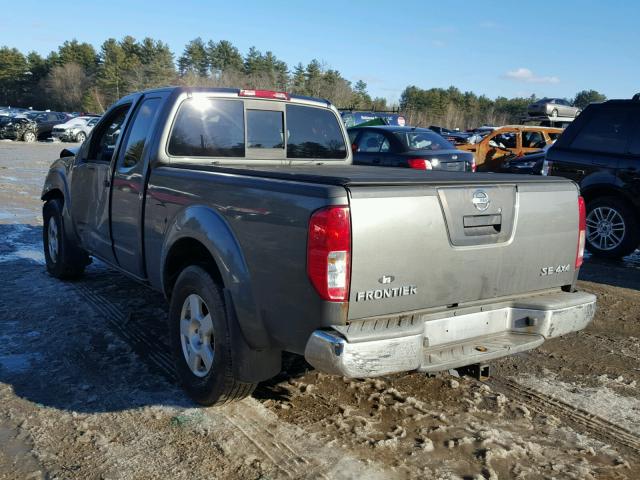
41 158 75 232
161 205 270 349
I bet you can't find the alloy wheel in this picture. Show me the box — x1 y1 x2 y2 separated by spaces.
47 218 59 263
586 206 626 251
179 294 215 377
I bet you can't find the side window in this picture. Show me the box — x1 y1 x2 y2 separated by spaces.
117 98 161 170
168 98 244 157
522 131 545 148
247 110 284 149
570 109 632 154
88 105 131 162
286 105 347 159
490 132 516 148
356 131 387 152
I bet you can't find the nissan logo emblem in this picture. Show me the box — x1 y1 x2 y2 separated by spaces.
472 190 490 211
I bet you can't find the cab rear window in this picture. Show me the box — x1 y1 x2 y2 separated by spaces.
286 105 347 159
168 98 245 157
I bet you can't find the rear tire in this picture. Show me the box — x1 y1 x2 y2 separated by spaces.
585 196 640 259
43 199 89 279
75 131 86 143
169 265 256 406
550 109 558 118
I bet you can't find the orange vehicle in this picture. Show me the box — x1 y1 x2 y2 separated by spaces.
458 125 562 171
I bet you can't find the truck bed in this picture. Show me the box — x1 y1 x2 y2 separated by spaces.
169 163 569 187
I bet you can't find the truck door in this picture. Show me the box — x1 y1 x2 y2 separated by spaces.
70 103 132 264
110 96 163 277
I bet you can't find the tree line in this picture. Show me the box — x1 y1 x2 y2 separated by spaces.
0 36 607 128
0 37 384 114
399 86 607 130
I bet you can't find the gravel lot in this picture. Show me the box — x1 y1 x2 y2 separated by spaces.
1 142 639 479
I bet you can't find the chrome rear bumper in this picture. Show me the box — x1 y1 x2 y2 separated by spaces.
304 291 596 378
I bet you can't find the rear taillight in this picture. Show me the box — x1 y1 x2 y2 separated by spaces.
407 158 433 170
239 89 290 100
576 196 586 268
541 159 553 176
471 157 477 172
307 206 351 301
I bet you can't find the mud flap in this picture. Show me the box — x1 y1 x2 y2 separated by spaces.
223 289 281 383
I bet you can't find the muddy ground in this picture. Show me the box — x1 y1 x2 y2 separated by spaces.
1 142 639 479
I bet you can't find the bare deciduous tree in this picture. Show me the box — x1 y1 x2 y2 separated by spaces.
45 63 89 111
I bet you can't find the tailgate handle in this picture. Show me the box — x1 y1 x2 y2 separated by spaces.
463 214 502 236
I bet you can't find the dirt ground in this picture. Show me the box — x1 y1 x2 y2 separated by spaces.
1 142 639 479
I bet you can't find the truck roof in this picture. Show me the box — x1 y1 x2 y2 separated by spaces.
129 86 332 108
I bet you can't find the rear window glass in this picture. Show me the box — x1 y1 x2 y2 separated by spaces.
168 98 244 157
569 109 632 154
395 131 453 151
247 110 284 149
286 105 346 159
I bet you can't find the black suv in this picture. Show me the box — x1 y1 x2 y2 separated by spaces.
544 95 640 258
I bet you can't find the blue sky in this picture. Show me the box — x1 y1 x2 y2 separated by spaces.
1 0 638 104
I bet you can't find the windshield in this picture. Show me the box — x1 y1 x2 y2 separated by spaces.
395 130 454 151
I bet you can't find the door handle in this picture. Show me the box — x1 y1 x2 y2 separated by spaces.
103 179 111 188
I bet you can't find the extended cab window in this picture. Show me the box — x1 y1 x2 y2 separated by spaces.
168 98 244 157
286 105 346 159
118 98 161 170
570 108 632 154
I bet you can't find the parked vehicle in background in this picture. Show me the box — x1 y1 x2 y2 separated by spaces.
528 98 581 118
340 111 406 128
543 95 640 258
457 125 562 171
41 86 595 405
428 125 472 144
497 143 553 175
348 125 475 171
25 111 73 140
0 116 38 142
52 116 100 142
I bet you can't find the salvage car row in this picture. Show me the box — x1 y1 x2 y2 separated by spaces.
0 107 101 143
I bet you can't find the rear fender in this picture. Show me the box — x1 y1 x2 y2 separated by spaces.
161 205 270 349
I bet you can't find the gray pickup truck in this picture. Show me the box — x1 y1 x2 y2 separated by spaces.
41 87 596 405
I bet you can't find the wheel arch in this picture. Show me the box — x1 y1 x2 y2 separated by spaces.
160 205 270 350
581 184 640 222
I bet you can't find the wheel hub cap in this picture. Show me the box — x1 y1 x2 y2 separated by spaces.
180 294 214 377
47 219 58 263
586 206 625 251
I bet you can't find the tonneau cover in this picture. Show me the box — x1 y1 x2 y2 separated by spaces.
171 164 569 187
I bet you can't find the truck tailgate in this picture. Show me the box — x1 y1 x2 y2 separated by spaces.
348 180 580 320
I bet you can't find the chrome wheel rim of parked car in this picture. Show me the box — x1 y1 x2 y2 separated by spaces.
586 206 626 251
23 131 36 142
47 218 59 263
180 293 215 377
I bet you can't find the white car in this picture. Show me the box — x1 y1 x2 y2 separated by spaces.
51 116 100 143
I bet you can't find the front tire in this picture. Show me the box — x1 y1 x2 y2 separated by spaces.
43 199 88 279
169 266 255 406
585 196 640 259
22 131 36 143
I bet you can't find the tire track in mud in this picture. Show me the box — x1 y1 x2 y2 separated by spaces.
489 377 640 456
72 278 361 480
